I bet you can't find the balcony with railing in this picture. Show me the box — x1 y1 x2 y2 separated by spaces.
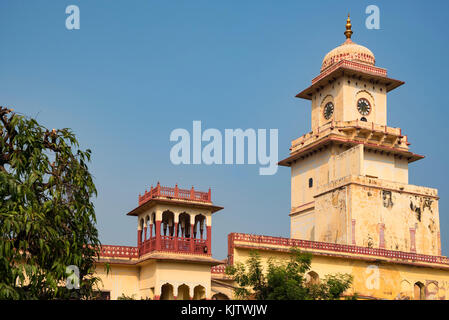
138 182 212 206
139 235 209 256
289 119 407 154
100 235 210 260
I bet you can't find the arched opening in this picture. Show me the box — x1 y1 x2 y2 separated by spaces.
414 282 425 300
177 284 190 300
212 293 229 300
151 212 156 237
161 210 175 236
426 282 438 300
145 215 150 240
194 214 206 239
305 271 319 285
178 213 191 238
139 218 144 244
160 283 174 300
193 285 206 300
398 280 412 300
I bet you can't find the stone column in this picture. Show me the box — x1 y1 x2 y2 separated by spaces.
206 226 212 255
156 221 162 251
174 222 179 251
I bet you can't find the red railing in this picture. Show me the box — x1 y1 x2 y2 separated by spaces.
138 182 211 206
230 233 449 266
139 238 156 255
100 245 139 258
142 236 209 256
100 235 210 259
194 239 208 254
312 59 388 85
211 264 227 274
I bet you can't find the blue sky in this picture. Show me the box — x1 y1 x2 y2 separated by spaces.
1 1 448 259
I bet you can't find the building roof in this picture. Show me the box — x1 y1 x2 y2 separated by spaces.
321 15 375 73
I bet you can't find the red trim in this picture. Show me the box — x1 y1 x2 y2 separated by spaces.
410 228 416 253
352 219 356 245
211 264 226 274
174 222 179 252
379 223 385 249
207 226 212 255
139 182 212 206
228 233 449 266
314 60 387 84
155 221 161 251
137 230 142 246
190 225 195 252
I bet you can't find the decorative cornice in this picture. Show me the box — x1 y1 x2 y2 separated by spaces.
227 233 449 269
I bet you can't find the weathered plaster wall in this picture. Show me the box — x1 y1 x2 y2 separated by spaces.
314 186 350 244
364 150 408 184
291 208 315 240
350 183 440 255
233 246 449 300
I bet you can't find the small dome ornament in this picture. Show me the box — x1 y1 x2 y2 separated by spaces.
344 14 353 40
320 14 376 73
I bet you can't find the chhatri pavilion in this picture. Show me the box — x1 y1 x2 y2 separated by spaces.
94 16 449 300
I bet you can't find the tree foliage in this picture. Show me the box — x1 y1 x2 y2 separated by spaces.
226 249 354 300
0 107 101 299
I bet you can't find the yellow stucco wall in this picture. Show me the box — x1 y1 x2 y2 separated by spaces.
232 246 449 300
95 259 213 300
95 263 140 300
311 77 387 130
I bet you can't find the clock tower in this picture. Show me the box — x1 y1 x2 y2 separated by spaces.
279 15 441 256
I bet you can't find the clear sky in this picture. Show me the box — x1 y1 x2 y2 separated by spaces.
1 1 448 259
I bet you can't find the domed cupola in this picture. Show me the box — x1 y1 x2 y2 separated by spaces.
320 15 375 73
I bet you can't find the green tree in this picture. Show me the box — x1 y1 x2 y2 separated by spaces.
0 107 102 299
226 249 354 300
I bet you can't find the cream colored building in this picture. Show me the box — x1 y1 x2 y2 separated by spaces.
94 16 449 300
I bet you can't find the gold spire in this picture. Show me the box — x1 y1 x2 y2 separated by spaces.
344 13 353 39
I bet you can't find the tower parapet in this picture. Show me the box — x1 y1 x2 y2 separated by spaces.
128 183 223 257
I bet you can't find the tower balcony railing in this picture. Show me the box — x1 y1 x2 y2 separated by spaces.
139 235 210 256
290 119 406 153
138 182 212 206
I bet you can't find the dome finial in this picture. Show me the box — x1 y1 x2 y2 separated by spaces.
344 13 353 40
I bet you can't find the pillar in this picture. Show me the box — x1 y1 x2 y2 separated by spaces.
174 222 179 251
206 226 212 255
156 221 162 251
144 226 147 242
137 229 142 246
190 224 195 253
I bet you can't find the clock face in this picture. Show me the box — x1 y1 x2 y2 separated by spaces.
323 102 334 120
357 98 371 116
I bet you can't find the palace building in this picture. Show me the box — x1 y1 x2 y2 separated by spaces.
94 16 449 300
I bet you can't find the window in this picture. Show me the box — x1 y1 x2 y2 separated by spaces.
308 178 313 188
